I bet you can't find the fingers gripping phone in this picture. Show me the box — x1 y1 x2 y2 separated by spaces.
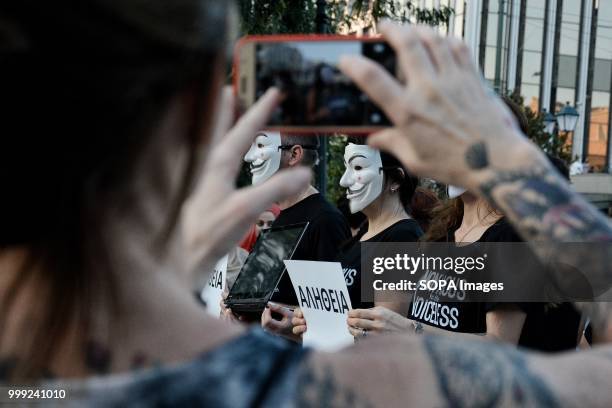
234 35 398 133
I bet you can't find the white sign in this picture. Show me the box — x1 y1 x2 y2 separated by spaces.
200 255 228 317
284 260 353 351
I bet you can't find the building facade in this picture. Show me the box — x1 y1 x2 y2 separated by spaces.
431 0 612 173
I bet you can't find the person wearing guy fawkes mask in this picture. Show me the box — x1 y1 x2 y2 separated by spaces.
242 131 351 339
337 141 424 312
291 137 429 340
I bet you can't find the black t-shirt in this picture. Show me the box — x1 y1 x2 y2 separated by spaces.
337 219 423 310
409 219 580 350
519 302 582 352
483 222 580 351
271 193 351 305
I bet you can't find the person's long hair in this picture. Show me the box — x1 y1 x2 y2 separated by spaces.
423 96 529 242
423 198 501 242
0 1 231 381
410 187 440 233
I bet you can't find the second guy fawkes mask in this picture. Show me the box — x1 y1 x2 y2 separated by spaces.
340 143 384 214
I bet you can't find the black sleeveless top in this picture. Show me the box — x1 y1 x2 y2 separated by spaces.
43 329 310 407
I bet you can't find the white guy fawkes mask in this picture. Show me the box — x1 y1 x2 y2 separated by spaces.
448 185 467 199
340 143 384 213
244 131 282 185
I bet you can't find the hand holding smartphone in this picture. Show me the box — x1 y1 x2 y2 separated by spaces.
235 35 397 133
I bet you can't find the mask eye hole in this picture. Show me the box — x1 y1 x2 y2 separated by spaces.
354 165 362 171
257 143 264 148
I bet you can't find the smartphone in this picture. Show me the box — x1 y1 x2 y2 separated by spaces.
234 35 397 133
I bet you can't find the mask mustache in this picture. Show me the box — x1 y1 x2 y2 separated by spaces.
250 160 266 171
346 184 367 198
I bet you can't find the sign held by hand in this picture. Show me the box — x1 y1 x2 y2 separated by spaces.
284 260 353 351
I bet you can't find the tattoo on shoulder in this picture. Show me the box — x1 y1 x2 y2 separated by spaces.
0 357 56 381
423 335 557 407
0 357 17 381
0 345 151 381
85 341 156 374
84 340 112 375
296 359 372 408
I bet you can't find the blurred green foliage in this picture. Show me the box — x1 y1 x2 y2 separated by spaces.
325 135 348 204
508 92 572 163
238 0 454 35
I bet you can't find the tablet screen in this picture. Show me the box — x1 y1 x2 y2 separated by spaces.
228 223 307 302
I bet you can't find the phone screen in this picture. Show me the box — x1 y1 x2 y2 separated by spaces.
237 39 396 130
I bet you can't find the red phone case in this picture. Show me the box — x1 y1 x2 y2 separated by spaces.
233 34 387 135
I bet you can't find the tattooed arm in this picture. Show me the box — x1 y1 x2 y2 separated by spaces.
339 23 612 336
476 148 612 336
300 335 612 407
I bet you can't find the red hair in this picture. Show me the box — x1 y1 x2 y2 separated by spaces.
239 225 259 252
239 205 282 252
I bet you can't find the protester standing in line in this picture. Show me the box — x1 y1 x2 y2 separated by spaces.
237 131 351 337
292 137 427 339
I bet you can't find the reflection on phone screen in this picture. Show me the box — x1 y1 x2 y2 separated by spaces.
253 41 395 127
